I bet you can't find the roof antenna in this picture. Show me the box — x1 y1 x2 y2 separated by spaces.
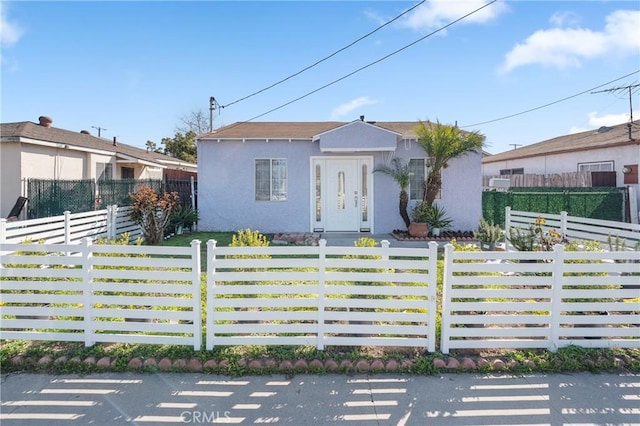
591 83 639 140
91 125 107 137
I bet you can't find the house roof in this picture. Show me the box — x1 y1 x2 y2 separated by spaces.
482 120 640 164
0 120 197 169
199 121 423 140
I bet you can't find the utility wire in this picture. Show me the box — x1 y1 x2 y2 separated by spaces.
221 0 427 109
460 70 640 128
242 0 498 123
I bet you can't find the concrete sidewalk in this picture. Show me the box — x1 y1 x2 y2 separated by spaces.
1 372 638 425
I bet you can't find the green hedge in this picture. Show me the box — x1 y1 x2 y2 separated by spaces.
483 187 626 227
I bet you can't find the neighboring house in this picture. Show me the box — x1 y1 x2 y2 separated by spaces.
0 115 197 218
482 120 640 222
196 117 483 234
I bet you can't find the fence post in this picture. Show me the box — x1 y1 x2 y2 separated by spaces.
106 205 113 240
427 241 439 353
81 237 95 347
64 211 71 244
381 240 389 261
316 239 327 350
191 240 202 351
0 218 6 243
205 239 217 351
110 205 119 240
440 243 455 354
504 206 512 247
560 211 568 239
549 244 565 352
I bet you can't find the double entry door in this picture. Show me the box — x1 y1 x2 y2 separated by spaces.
313 157 372 232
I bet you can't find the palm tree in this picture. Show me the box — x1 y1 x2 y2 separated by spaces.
374 157 412 229
415 120 485 206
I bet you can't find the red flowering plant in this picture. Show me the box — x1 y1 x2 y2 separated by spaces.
130 185 180 245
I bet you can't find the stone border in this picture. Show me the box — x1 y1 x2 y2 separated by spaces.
8 353 636 374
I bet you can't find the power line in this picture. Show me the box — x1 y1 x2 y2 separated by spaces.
220 0 427 109
242 0 498 123
460 70 640 128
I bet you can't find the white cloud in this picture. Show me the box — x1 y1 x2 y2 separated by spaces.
400 0 508 32
0 6 24 47
501 10 640 73
1 6 24 68
549 11 581 28
569 111 629 133
330 96 378 120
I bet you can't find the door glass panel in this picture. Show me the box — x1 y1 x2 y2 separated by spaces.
315 164 321 222
361 164 368 222
337 171 345 210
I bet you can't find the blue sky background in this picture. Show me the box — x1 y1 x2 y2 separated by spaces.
1 1 638 155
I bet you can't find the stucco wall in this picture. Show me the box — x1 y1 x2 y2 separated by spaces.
0 142 21 217
22 144 86 180
198 139 317 233
198 137 483 234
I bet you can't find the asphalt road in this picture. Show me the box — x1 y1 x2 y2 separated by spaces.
1 372 638 425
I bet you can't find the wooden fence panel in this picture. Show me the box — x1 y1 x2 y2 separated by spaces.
441 244 640 354
206 240 439 351
506 208 640 250
0 239 202 349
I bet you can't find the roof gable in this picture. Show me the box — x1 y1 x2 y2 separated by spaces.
315 120 400 152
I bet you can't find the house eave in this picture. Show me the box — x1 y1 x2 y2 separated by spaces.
116 154 167 168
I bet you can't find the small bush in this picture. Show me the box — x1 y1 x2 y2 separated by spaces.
230 229 269 247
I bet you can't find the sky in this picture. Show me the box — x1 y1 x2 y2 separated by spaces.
1 0 639 155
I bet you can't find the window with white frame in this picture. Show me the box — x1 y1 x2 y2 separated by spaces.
97 162 113 180
255 159 287 201
499 168 524 175
578 161 613 172
408 159 425 200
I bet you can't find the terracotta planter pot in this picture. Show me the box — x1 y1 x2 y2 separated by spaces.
408 222 428 238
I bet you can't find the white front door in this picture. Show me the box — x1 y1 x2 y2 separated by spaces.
325 159 360 231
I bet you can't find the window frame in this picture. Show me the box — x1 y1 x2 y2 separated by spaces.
577 161 614 172
255 158 288 202
97 162 113 181
408 158 426 201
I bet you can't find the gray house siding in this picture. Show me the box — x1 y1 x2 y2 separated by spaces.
318 121 399 152
198 139 316 233
198 134 482 234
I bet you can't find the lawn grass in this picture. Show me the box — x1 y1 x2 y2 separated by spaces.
159 231 234 271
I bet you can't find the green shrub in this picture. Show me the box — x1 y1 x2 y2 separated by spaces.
475 218 503 243
230 229 269 247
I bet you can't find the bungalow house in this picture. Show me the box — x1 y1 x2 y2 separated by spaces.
0 116 197 219
482 120 640 222
196 117 483 234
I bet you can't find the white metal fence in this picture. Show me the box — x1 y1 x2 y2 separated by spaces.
0 205 141 244
442 244 640 354
206 240 439 351
505 207 640 250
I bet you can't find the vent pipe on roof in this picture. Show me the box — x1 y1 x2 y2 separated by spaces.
113 136 117 146
80 130 90 135
38 116 53 127
360 115 364 121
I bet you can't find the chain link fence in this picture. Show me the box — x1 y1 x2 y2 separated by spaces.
26 177 197 219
